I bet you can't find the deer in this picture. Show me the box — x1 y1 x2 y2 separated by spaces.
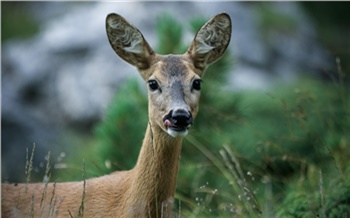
1 12 231 217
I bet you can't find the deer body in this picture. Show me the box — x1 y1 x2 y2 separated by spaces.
2 124 180 217
2 13 231 217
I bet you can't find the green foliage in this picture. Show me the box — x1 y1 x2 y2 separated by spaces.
301 2 350 76
156 14 186 54
236 79 349 169
94 80 148 171
257 4 298 34
277 168 350 218
1 2 40 42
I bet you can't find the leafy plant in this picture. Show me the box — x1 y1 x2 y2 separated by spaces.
94 80 148 171
1 2 40 42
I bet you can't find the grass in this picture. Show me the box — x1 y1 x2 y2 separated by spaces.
25 144 36 194
14 146 87 217
39 151 50 216
181 136 262 217
78 160 86 218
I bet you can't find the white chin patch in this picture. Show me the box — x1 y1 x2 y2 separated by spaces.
167 128 188 138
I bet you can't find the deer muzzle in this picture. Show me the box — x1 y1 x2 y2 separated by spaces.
163 109 193 137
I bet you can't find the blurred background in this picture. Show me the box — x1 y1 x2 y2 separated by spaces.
1 2 349 217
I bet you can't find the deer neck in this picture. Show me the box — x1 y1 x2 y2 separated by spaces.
126 122 183 216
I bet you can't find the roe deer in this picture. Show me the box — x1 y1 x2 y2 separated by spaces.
1 13 231 217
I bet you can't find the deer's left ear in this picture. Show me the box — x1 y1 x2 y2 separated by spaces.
186 13 232 71
106 13 154 70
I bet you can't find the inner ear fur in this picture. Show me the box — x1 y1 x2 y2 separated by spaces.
106 13 154 69
187 13 232 70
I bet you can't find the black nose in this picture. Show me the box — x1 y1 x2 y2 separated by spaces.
164 109 193 128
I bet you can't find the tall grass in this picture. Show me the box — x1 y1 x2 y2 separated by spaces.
17 146 88 217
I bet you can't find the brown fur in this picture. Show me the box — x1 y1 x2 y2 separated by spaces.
1 13 231 217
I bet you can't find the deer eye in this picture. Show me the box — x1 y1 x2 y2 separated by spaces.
148 80 159 91
192 79 201 91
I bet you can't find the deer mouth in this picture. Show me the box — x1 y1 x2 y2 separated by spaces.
162 109 193 137
163 119 189 137
164 119 187 131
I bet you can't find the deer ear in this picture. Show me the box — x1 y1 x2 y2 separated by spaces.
106 13 154 69
187 13 231 70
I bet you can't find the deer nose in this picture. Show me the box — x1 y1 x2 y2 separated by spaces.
163 109 193 129
172 109 193 128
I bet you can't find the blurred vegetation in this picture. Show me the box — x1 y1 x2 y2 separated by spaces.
1 2 40 42
301 2 350 74
94 80 148 171
156 14 186 54
256 4 298 35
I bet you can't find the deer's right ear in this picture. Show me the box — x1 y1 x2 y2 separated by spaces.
186 13 231 72
106 13 154 69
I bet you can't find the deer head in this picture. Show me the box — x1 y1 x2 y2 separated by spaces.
106 13 231 137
